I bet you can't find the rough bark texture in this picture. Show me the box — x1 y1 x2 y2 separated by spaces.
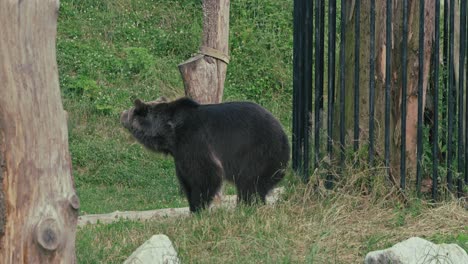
337 1 434 184
178 0 230 104
401 1 435 180
0 0 78 262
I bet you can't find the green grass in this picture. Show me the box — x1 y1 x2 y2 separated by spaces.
429 227 468 253
58 0 293 214
75 180 467 263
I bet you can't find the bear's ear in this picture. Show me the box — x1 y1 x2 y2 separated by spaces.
134 99 148 115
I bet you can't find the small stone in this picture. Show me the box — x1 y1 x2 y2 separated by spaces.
124 234 180 264
364 237 468 264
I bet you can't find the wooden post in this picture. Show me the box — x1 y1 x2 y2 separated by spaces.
0 0 78 262
178 0 230 104
178 0 230 202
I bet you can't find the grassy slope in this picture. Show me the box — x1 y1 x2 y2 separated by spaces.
56 0 467 263
58 0 292 214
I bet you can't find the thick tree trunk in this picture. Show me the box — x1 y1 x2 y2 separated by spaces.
178 0 230 104
336 1 435 185
401 1 435 179
0 1 78 262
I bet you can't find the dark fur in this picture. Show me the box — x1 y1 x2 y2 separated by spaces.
121 97 290 213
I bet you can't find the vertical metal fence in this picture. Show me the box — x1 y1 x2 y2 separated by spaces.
292 0 467 200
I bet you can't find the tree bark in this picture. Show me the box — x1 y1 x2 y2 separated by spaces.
178 0 230 104
402 1 435 179
336 1 435 184
0 1 78 262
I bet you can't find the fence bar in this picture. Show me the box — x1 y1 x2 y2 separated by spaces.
315 0 325 170
326 0 336 188
302 0 313 180
384 0 392 178
292 0 303 171
458 0 466 183
353 0 360 152
400 0 409 190
292 0 298 171
314 0 321 170
464 0 468 184
432 0 440 201
457 178 464 197
369 0 376 166
441 0 449 153
339 0 346 169
443 0 449 64
447 0 455 191
416 0 424 194
319 0 325 117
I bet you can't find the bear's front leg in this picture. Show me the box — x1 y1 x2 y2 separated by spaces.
187 187 208 213
175 159 223 213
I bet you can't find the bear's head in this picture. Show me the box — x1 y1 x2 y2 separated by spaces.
120 96 175 154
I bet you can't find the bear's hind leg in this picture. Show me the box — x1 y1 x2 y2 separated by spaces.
257 167 286 202
236 166 285 206
236 179 263 205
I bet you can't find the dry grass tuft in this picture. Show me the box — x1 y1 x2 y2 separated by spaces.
277 163 467 263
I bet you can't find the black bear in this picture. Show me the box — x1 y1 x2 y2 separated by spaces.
120 96 290 213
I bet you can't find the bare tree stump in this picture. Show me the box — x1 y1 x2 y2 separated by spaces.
0 0 78 262
178 0 230 202
178 0 230 104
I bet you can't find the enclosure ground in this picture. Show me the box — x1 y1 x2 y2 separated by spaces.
76 182 467 263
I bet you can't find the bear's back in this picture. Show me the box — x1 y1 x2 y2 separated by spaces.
186 101 288 161
199 101 284 142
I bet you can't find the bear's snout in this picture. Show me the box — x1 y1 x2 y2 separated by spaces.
120 110 130 128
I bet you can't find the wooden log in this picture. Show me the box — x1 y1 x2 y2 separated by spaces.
78 188 284 226
0 0 77 262
178 0 230 104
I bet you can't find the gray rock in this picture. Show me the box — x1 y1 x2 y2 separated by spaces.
124 234 180 264
364 237 468 264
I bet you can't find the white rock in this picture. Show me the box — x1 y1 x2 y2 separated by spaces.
364 237 468 264
124 234 180 264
